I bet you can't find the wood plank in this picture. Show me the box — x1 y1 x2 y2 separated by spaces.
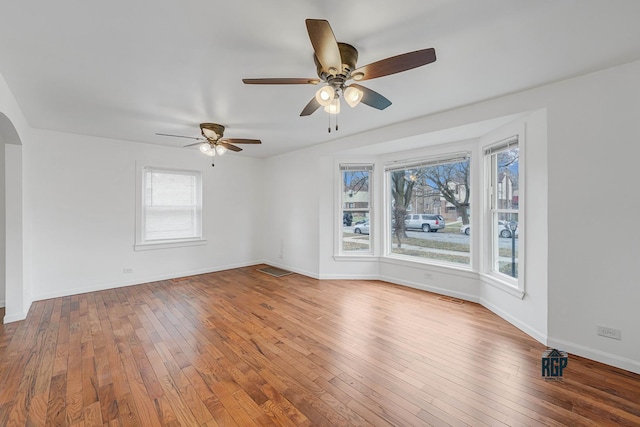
0 266 638 426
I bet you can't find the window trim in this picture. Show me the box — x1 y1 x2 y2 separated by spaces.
336 163 374 257
482 132 525 294
135 163 207 251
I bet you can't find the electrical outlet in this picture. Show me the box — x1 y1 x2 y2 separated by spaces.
123 268 133 274
597 325 622 340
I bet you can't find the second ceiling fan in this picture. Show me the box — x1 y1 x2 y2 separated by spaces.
156 123 261 166
243 19 437 118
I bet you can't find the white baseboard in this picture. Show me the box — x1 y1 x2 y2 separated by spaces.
32 260 263 302
547 336 640 375
260 260 320 280
3 310 28 323
318 273 380 280
378 274 480 304
479 297 547 345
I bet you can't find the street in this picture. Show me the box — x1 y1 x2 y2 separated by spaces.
345 226 518 250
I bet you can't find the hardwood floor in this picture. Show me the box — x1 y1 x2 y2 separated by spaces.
0 266 639 426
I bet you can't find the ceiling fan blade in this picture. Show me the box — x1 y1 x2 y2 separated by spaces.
219 142 242 152
300 97 321 116
306 19 342 74
183 142 204 147
156 133 203 140
351 84 392 110
220 138 262 145
351 48 436 81
242 78 321 85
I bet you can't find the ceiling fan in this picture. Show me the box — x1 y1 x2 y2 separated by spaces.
243 19 436 127
156 123 261 166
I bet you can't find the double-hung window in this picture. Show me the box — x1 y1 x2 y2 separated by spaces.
339 164 373 254
485 136 521 282
136 166 204 250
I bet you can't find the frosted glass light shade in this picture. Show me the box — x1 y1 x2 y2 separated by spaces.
344 86 363 108
323 98 341 114
315 86 335 106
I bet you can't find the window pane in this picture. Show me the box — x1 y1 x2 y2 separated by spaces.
493 213 519 278
143 168 202 242
489 142 520 280
388 157 470 265
145 207 198 240
146 172 197 206
342 169 370 252
495 148 519 209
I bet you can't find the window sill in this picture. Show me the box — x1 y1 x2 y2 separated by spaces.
480 273 525 299
135 238 207 251
333 254 378 262
383 253 473 274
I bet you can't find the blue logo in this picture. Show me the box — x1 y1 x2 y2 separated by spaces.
542 349 568 379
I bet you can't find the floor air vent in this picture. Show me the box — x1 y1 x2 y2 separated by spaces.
257 266 293 277
438 296 465 305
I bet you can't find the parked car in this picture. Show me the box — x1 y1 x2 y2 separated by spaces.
459 221 519 237
498 220 519 238
404 214 445 232
354 221 370 234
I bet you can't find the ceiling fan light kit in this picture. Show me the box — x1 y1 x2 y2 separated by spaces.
243 18 437 132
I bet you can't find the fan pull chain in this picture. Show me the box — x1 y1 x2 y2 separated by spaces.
327 111 339 133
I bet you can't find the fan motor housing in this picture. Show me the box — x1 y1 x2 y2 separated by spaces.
200 123 225 141
315 43 358 80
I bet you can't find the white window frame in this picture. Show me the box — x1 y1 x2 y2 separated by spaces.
336 163 374 257
483 135 524 295
384 152 472 268
135 164 206 251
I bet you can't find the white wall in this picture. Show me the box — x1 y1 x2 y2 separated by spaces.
0 140 5 307
5 144 22 316
24 129 264 300
545 62 640 371
261 152 320 277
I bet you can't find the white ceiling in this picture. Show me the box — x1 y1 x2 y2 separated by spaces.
1 0 639 158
